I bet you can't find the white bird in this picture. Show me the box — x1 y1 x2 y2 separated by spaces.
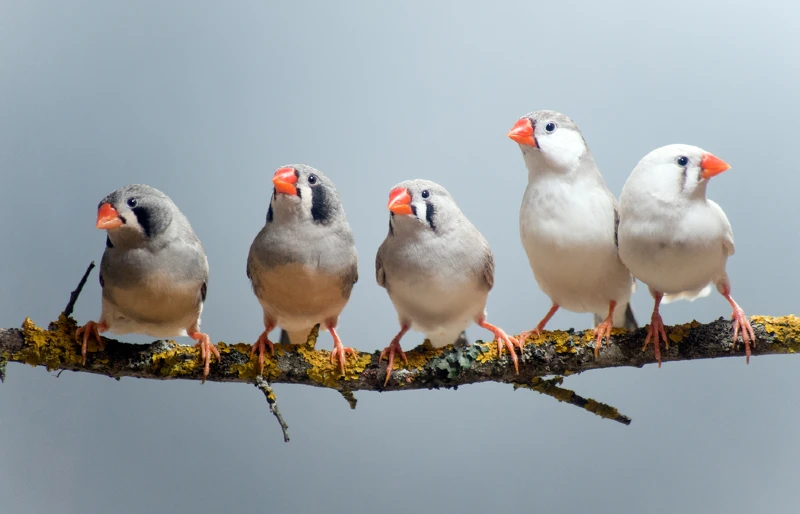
507 110 637 356
375 179 521 385
247 165 359 375
76 184 219 382
618 144 754 365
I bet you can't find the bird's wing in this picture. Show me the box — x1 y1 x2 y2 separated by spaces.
375 239 387 288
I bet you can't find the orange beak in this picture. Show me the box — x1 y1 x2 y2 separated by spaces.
273 167 298 195
507 118 537 147
96 203 123 230
700 153 731 180
388 187 413 215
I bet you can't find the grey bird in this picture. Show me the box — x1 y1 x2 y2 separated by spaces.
247 165 359 375
507 110 637 357
76 184 219 382
376 179 521 385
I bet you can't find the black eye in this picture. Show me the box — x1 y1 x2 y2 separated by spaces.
127 197 137 207
421 190 430 199
307 174 317 185
676 156 689 167
545 122 556 132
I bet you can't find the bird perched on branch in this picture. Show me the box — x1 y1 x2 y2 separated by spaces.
76 184 219 382
247 165 359 375
618 144 754 365
375 179 521 385
507 110 637 356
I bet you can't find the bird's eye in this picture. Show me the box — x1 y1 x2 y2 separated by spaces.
308 174 317 185
421 190 430 199
545 122 556 132
127 197 137 207
676 156 689 167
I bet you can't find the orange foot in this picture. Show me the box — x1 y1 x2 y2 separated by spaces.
643 312 668 368
380 324 409 387
250 330 276 376
190 332 220 384
76 320 108 365
328 325 356 376
592 301 617 359
478 319 522 374
731 306 756 364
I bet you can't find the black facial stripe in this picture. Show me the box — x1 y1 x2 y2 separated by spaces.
201 282 207 302
99 273 104 288
296 186 301 199
106 236 114 248
294 168 299 179
680 166 688 191
388 216 394 236
267 203 274 223
410 204 417 217
131 206 153 238
310 184 333 224
425 201 436 230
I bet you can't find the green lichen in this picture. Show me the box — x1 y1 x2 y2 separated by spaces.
296 326 370 388
17 316 84 370
433 343 486 379
584 399 620 421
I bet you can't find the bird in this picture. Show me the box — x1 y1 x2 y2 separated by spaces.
247 164 359 376
617 144 755 365
507 110 637 356
375 179 521 385
76 184 219 382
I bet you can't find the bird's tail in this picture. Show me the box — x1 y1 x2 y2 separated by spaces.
454 331 469 347
594 302 637 330
279 328 315 346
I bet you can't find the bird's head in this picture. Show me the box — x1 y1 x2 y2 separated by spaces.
96 184 174 246
268 164 343 225
386 179 463 235
507 110 589 174
632 144 731 201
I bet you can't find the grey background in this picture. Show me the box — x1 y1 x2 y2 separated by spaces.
1 1 799 513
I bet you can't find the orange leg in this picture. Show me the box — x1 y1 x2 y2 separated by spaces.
722 292 755 364
380 324 410 387
518 304 559 346
250 323 276 375
190 332 220 384
643 292 668 367
592 301 617 358
75 320 108 365
478 316 522 374
327 323 356 376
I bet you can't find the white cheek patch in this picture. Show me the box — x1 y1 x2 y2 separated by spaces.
119 210 143 232
540 129 587 169
411 199 427 222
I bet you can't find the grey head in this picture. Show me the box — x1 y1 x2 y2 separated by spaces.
386 179 467 237
267 164 346 226
507 110 594 175
97 184 194 249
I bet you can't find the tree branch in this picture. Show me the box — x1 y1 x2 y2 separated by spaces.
2 314 797 422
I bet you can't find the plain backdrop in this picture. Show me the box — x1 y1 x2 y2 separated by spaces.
2 1 799 513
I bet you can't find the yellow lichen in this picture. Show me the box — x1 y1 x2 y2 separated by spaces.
668 322 693 344
17 316 84 370
150 343 201 376
751 315 800 352
584 399 620 421
226 342 282 381
395 340 440 370
475 341 498 363
295 326 370 388
529 376 575 403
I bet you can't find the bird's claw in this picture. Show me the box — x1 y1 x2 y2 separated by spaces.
731 307 755 364
191 332 220 384
592 319 613 358
330 343 356 376
250 331 275 376
643 312 668 367
492 329 522 374
75 321 107 366
380 340 408 387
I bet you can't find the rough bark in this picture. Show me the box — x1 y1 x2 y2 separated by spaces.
2 313 799 430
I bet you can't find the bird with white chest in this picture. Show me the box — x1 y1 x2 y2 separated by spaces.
617 144 755 365
375 179 521 385
76 184 219 382
507 110 637 355
247 165 359 376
